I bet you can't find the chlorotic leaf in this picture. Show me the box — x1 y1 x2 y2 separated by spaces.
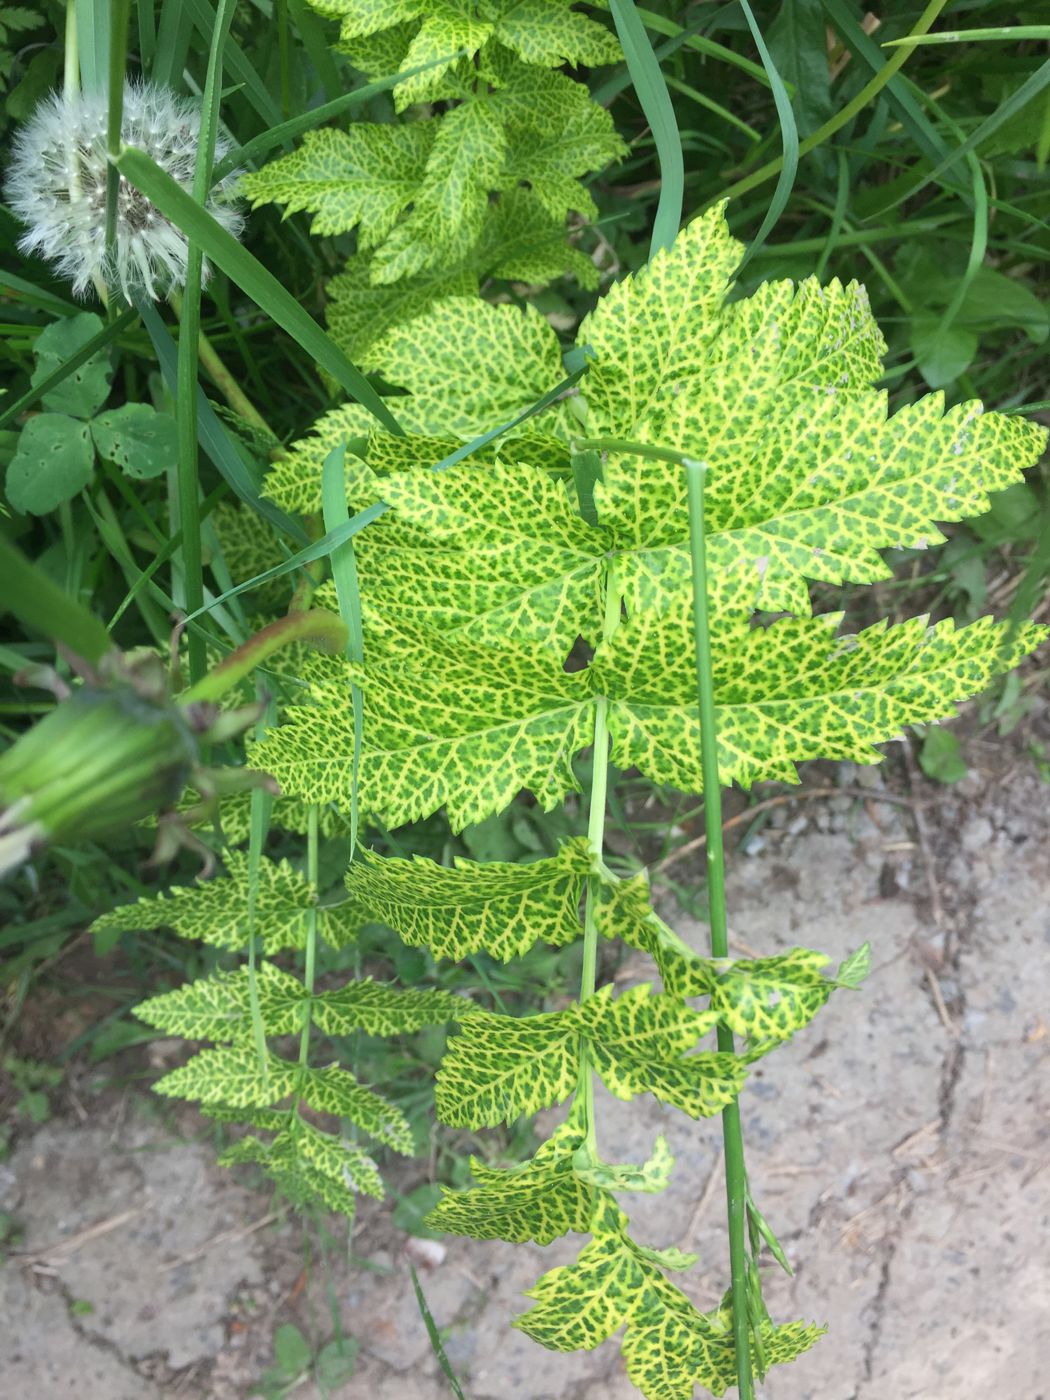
344 837 593 960
579 985 743 1120
516 1201 823 1397
360 296 564 433
571 1135 675 1195
436 1007 580 1127
427 1111 597 1244
255 643 595 831
240 123 434 242
153 1046 300 1108
90 851 359 953
134 961 307 1043
297 1063 415 1153
309 979 468 1036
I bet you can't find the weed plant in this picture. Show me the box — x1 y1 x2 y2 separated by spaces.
1 3 1049 1396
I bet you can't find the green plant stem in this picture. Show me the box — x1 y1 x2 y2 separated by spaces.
684 460 752 1399
298 803 320 1066
576 562 622 1154
63 0 78 94
168 290 277 439
245 712 275 1078
711 0 950 207
105 0 131 263
175 0 237 686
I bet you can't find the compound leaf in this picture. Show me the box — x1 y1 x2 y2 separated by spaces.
572 1135 675 1195
309 979 468 1035
134 961 306 1043
487 0 621 67
90 851 359 953
154 1046 299 1108
427 1111 596 1243
292 1117 385 1199
255 642 595 830
579 985 742 1120
436 1007 580 1127
326 253 479 361
343 836 593 960
599 605 1047 795
373 461 609 647
361 296 564 433
240 123 434 242
516 1201 823 1397
297 1064 415 1153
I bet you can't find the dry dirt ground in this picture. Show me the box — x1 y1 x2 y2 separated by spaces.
2 737 1048 1400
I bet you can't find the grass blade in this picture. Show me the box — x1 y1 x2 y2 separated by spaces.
884 26 1050 47
135 297 307 543
0 536 113 664
175 0 238 683
75 0 110 92
608 0 683 256
736 0 799 269
870 56 1050 214
409 1265 467 1400
714 0 950 206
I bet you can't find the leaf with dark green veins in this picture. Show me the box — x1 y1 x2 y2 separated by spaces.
343 837 593 960
309 980 467 1035
240 123 434 242
90 852 360 953
428 1111 597 1243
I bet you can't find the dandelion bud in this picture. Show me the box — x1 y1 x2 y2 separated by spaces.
0 685 199 876
3 81 243 302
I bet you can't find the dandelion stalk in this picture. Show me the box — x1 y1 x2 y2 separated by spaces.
175 0 237 684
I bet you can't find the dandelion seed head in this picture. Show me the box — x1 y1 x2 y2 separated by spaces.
3 82 243 303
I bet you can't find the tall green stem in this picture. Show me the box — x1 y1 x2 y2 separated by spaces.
175 0 236 684
298 803 320 1065
576 561 621 1152
685 461 752 1399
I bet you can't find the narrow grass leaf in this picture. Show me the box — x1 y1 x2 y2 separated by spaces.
736 0 799 269
410 1265 468 1400
608 0 683 256
868 56 1050 213
135 297 308 542
75 0 111 93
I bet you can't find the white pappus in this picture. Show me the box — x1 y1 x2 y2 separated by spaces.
3 81 243 303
